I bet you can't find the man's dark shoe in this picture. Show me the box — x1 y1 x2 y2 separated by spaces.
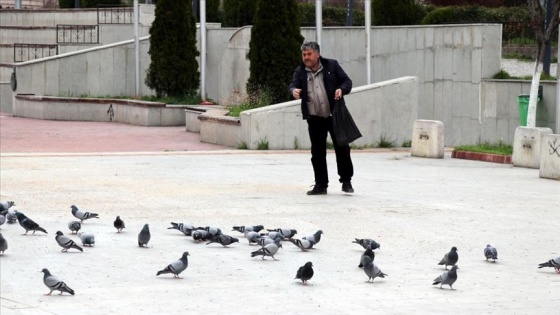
342 181 354 193
307 185 327 195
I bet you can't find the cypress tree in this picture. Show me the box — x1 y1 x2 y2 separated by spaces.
372 0 424 26
145 0 200 97
247 0 303 104
222 0 258 27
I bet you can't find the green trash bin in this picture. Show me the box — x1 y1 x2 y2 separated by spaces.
517 94 540 126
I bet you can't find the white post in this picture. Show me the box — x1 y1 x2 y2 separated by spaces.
200 0 207 100
315 0 322 47
527 60 541 128
134 0 140 96
364 0 371 84
556 29 560 133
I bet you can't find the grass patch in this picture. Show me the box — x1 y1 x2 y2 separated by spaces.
257 138 269 150
453 142 513 156
401 140 412 148
228 88 273 118
376 134 395 148
237 141 248 150
293 137 300 150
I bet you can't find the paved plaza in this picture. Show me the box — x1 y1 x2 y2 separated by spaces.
0 114 559 314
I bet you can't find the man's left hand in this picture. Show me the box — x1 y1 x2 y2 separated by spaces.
334 89 342 100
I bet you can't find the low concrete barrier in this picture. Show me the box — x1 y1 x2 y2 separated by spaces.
411 119 444 158
184 105 225 133
539 134 560 180
512 126 553 169
13 94 185 126
198 109 241 147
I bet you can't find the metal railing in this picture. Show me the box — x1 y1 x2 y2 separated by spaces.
56 25 99 44
13 43 58 62
97 6 134 24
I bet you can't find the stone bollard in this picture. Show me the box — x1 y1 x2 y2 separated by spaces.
512 127 553 169
539 134 560 180
411 119 444 158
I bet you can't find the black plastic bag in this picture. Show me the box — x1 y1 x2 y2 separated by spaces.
332 98 362 146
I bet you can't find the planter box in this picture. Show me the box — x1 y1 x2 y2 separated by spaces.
452 150 512 164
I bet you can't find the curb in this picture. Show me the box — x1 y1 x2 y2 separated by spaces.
451 150 512 164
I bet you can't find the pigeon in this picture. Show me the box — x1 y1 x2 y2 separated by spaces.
362 255 387 283
204 226 223 237
358 245 375 268
257 235 284 247
295 261 314 285
41 268 75 295
192 229 212 242
0 232 7 255
168 222 194 236
0 201 15 212
55 231 83 252
538 256 560 273
68 221 81 234
113 216 125 233
244 231 261 245
251 242 282 260
70 205 99 223
433 265 459 289
0 211 6 226
232 225 264 234
138 224 151 247
78 232 95 247
15 212 48 234
206 234 239 247
6 209 17 224
438 246 459 270
156 252 190 278
352 238 381 250
303 230 324 245
267 228 298 239
288 238 314 251
484 244 498 262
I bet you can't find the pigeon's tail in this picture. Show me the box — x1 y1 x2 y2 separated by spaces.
36 227 48 234
378 272 388 278
538 260 557 269
73 244 84 252
250 249 264 257
156 268 170 276
90 213 100 219
168 222 180 230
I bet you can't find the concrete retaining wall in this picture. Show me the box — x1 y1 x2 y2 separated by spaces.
235 76 418 150
13 94 185 126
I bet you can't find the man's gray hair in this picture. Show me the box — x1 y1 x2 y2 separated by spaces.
301 41 320 53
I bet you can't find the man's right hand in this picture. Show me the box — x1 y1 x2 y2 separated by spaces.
292 89 302 100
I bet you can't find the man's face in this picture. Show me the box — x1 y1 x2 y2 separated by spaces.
302 48 320 70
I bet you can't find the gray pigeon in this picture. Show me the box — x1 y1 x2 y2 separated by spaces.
358 245 375 268
438 246 459 270
0 232 7 255
267 228 297 239
15 212 48 234
70 205 99 223
55 231 83 252
192 229 212 242
78 232 95 247
362 255 387 283
113 216 125 233
257 235 284 247
41 268 75 295
251 242 282 260
484 244 498 262
244 231 261 245
68 221 81 234
138 224 151 247
353 238 381 250
204 226 223 237
168 222 194 236
232 225 264 234
295 261 314 285
303 230 324 245
433 265 459 289
156 251 190 278
288 238 314 251
0 201 15 212
6 209 17 224
538 256 560 273
206 234 239 247
0 210 6 226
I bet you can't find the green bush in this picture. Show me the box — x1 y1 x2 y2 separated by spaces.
373 0 426 26
145 0 200 98
58 0 74 8
299 3 365 26
247 0 303 104
82 0 122 8
222 0 257 27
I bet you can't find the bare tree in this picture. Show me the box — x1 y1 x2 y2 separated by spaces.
525 0 559 127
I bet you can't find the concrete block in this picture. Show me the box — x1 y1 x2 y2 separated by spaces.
512 127 553 169
411 119 444 158
539 134 560 180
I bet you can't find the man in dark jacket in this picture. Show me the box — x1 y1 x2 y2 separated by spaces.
288 41 354 195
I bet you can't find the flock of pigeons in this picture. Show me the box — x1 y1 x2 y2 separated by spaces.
1 200 560 296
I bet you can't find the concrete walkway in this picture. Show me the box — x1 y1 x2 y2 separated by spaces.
0 114 559 314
